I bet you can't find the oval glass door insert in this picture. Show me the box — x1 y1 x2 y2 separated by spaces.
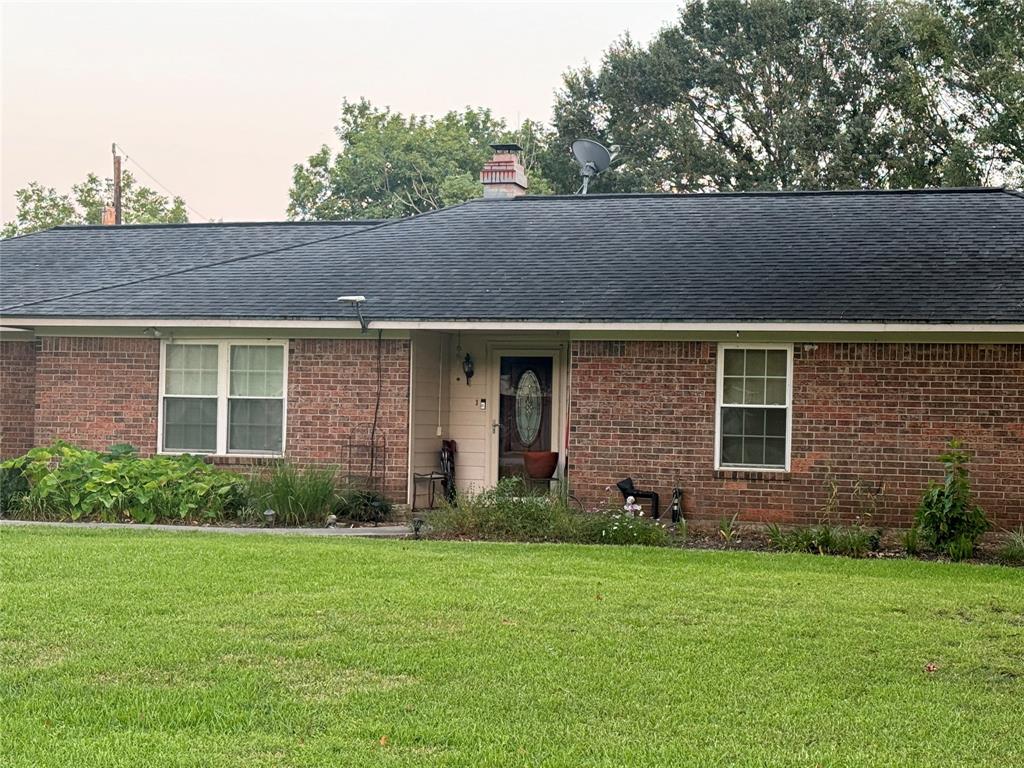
515 369 543 446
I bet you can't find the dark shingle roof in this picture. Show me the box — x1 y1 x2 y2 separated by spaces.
0 220 383 310
2 188 1022 324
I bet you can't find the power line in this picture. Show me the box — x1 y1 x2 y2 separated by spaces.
112 142 213 222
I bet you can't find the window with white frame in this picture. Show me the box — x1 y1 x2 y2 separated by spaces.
161 341 286 455
716 344 792 470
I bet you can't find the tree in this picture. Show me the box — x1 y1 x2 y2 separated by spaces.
2 171 188 238
551 0 1023 193
288 100 558 220
910 0 1024 185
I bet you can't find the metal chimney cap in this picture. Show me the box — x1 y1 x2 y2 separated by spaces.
489 143 523 153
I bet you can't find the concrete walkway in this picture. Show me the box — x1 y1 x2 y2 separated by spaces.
0 518 411 538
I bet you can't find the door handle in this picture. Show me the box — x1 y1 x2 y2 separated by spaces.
491 421 500 434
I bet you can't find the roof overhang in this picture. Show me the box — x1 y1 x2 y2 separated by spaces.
2 316 1023 338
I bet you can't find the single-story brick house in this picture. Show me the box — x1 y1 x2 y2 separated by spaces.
2 149 1022 528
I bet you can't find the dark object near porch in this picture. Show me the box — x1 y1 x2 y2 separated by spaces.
523 451 559 479
669 487 684 524
413 439 457 511
440 440 457 502
617 477 660 520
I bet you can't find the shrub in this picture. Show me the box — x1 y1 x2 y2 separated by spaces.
430 478 578 541
0 465 29 516
335 487 393 524
247 462 339 527
0 442 246 523
915 440 990 561
429 478 669 546
998 528 1024 566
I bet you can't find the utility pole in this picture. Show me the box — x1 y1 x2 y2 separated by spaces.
112 143 122 225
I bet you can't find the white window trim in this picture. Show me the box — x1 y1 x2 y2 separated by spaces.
714 342 793 472
158 339 288 458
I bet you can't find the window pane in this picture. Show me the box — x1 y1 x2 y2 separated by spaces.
745 350 766 376
724 349 744 376
164 343 218 396
743 409 766 437
764 438 786 467
231 346 284 397
765 378 787 405
722 436 743 464
765 409 787 437
766 350 787 376
742 437 765 466
163 397 216 452
722 407 743 435
744 377 765 405
723 377 744 404
229 399 283 453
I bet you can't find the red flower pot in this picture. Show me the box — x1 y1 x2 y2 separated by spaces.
523 451 559 479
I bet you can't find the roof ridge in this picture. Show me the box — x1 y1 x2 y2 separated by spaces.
509 186 1010 201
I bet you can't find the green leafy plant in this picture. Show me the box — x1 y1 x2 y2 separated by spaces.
579 509 671 547
766 522 785 549
719 513 739 545
0 464 29 516
915 440 990 561
335 487 393 524
247 462 339 527
997 528 1024 566
903 526 923 556
768 523 880 558
0 442 246 523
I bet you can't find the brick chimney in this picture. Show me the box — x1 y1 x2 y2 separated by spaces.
480 143 528 199
101 206 117 225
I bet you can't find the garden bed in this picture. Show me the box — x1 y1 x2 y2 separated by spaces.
0 442 395 529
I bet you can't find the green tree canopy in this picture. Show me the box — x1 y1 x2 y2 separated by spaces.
551 0 1024 193
2 171 188 238
288 100 559 220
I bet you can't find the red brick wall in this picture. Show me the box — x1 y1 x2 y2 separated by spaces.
284 338 410 502
0 340 37 457
569 341 1024 529
34 337 161 453
16 336 412 503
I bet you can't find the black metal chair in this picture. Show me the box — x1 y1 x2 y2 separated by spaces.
412 439 457 512
616 477 660 520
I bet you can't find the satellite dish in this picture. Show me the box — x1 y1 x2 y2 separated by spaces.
571 139 612 194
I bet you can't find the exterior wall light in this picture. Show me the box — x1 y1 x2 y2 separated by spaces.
462 353 474 385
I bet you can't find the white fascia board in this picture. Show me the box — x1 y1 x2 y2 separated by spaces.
5 317 1024 335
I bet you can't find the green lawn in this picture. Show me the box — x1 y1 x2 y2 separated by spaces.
1 527 1021 767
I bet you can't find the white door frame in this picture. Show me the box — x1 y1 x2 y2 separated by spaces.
486 343 567 488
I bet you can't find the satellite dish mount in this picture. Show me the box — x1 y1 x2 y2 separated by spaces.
571 139 612 195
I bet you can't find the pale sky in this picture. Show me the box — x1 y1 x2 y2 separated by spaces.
1 1 680 222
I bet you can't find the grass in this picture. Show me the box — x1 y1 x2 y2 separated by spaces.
1 527 1022 767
